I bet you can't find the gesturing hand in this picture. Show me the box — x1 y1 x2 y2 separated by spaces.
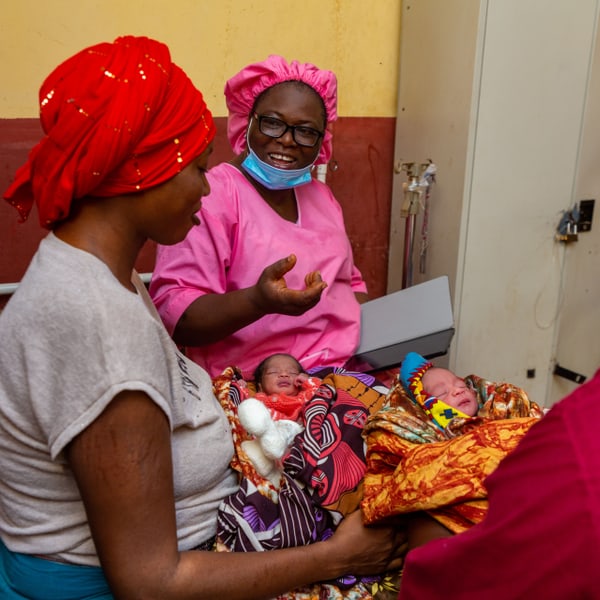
253 254 328 316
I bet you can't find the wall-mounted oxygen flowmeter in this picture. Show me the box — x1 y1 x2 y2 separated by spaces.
395 160 436 288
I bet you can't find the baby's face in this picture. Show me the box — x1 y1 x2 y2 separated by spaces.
422 367 478 416
260 355 302 396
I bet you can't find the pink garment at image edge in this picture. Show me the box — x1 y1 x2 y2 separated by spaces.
399 368 600 600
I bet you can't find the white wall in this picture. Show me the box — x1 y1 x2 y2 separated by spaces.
389 0 600 406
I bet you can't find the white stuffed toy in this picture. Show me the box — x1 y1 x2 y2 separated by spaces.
238 397 304 487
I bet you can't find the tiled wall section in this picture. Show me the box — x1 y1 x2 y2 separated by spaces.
0 116 395 309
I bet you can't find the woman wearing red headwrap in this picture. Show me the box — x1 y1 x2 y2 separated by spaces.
0 37 405 599
149 55 369 381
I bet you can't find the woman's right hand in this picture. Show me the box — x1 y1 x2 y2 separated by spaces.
323 510 408 577
252 254 328 316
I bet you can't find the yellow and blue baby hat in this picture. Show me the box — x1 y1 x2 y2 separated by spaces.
400 351 470 430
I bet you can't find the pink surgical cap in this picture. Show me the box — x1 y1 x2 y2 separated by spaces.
224 55 337 165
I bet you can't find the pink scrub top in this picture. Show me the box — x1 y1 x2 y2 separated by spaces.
150 163 367 378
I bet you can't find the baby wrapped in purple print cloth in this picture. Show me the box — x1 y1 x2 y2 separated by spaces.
213 366 395 596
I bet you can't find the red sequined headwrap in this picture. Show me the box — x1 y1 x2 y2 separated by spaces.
3 35 215 228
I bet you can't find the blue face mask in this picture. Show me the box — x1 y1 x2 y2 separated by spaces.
241 144 315 190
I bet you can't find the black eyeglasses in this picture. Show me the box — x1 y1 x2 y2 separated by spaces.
253 113 324 148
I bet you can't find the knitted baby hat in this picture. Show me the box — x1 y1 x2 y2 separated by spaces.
400 351 470 429
400 351 433 404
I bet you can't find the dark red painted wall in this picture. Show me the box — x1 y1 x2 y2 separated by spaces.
0 116 395 309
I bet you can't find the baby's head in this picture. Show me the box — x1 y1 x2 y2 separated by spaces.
254 353 305 396
400 352 480 426
421 367 478 417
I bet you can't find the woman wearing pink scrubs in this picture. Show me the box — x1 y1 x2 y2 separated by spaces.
150 55 368 378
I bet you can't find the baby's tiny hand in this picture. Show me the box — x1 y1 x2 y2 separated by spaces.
295 373 309 387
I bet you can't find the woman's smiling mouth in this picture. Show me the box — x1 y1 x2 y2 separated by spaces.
269 152 295 167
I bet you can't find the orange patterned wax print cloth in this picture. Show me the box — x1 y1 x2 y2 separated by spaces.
361 373 542 533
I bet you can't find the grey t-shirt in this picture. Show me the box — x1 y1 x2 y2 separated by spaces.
0 234 238 565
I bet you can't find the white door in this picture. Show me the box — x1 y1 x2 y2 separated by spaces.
547 22 600 406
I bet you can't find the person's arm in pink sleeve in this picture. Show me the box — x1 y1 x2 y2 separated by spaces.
350 260 368 304
149 201 233 336
150 247 212 337
172 254 328 346
151 189 324 346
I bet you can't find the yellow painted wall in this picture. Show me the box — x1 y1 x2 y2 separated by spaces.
0 0 401 118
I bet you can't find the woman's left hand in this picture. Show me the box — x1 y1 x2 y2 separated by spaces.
252 254 328 316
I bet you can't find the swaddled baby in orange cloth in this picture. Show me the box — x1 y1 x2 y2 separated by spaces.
400 351 544 431
361 351 544 535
